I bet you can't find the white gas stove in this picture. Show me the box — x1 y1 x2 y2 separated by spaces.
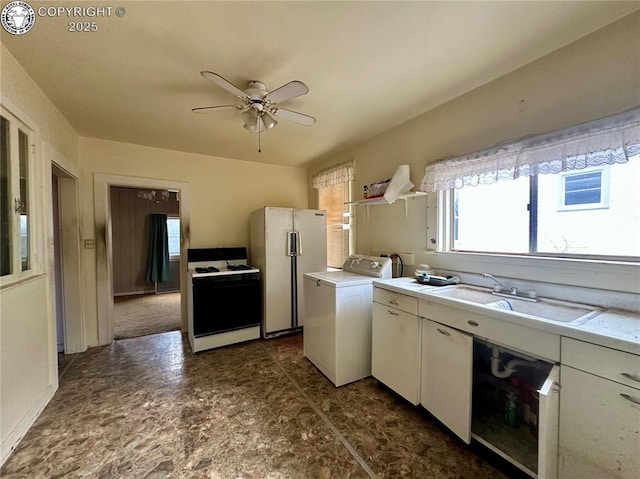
187 247 261 353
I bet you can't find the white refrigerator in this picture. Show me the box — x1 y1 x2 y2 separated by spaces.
250 207 327 338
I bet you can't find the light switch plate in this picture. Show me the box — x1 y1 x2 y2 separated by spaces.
84 239 95 249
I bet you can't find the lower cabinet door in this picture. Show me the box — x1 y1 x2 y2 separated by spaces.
559 366 640 479
371 302 421 404
421 319 473 443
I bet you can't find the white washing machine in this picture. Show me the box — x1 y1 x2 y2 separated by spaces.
303 255 392 387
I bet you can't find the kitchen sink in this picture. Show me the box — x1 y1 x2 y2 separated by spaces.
420 284 601 325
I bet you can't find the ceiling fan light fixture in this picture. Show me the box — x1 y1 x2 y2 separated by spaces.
241 109 257 127
261 113 277 130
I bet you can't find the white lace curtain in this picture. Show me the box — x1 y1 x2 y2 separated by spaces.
311 159 355 189
419 107 640 192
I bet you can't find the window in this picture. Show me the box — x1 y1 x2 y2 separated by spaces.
452 157 638 259
318 182 351 268
423 108 640 261
1 106 36 281
166 217 180 257
558 167 609 211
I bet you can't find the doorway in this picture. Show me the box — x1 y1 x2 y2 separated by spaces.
110 186 181 339
51 163 84 354
93 173 190 345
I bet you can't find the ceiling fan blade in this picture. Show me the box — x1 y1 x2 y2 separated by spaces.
271 107 316 126
200 71 249 100
192 105 241 114
266 81 309 104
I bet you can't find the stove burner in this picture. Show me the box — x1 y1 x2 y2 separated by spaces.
195 266 219 273
227 264 253 271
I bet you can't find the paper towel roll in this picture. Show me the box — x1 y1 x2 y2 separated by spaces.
383 165 414 203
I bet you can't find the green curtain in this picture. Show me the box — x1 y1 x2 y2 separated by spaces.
146 213 170 282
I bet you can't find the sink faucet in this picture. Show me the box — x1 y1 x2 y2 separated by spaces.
482 273 517 294
482 273 538 302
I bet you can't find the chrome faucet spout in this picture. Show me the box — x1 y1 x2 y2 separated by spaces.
482 273 510 292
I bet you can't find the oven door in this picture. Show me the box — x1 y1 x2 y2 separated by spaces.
192 273 261 337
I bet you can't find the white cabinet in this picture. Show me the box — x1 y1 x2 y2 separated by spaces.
421 320 473 443
371 288 421 404
558 338 640 479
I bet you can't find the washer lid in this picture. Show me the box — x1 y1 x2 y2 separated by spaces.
304 270 377 287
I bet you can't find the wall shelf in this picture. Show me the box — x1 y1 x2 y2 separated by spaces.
346 191 427 217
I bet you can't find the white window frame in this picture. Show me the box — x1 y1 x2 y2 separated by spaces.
557 165 610 212
1 104 40 287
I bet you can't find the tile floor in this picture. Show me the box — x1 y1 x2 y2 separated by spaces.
2 332 512 478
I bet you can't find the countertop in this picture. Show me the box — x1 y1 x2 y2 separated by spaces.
373 277 640 356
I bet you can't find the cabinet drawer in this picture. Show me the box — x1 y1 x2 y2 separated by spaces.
374 287 418 315
561 337 640 389
419 298 560 361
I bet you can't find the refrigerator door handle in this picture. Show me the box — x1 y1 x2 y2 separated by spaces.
287 231 296 256
297 231 303 256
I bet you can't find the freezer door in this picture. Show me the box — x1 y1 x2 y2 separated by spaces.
293 209 327 327
263 207 295 335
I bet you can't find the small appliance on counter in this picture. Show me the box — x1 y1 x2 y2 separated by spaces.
414 263 460 286
187 247 260 353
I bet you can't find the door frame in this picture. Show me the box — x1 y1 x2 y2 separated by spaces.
46 142 85 354
94 173 190 344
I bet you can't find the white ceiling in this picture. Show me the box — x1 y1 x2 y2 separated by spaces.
2 1 638 168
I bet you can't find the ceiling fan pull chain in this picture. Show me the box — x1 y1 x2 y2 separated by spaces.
258 124 261 153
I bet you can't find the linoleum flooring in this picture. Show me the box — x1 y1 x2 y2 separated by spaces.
1 332 508 478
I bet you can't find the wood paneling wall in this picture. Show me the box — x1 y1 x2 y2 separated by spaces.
110 187 180 295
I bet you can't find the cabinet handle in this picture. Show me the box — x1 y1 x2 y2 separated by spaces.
387 310 399 316
621 372 640 384
620 393 640 406
436 328 451 336
467 320 479 327
387 299 399 305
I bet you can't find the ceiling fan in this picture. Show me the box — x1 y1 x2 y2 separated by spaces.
192 71 316 134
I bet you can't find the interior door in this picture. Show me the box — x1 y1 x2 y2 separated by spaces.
263 207 294 334
293 209 327 326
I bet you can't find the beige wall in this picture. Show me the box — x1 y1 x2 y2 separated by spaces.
308 12 640 279
79 137 308 346
0 43 80 464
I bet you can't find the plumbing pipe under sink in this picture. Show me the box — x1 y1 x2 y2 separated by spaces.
490 347 540 379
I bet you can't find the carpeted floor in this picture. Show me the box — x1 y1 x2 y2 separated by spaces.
113 292 181 339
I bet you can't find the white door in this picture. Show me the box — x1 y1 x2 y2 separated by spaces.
421 320 473 443
538 364 559 479
263 207 294 335
371 302 421 404
559 366 639 479
293 209 327 327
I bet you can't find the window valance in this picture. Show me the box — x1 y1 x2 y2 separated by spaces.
311 159 354 189
419 107 640 192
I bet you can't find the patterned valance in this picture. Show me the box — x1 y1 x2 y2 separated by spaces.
419 107 640 192
311 159 354 189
